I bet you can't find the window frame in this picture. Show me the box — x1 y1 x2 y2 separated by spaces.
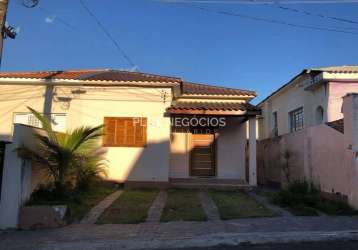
289 107 304 132
103 117 147 148
13 112 67 132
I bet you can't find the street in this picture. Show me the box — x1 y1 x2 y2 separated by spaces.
163 240 358 250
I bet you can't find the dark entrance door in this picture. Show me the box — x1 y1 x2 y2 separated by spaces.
190 132 216 177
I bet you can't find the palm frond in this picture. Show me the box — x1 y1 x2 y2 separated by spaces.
64 125 103 153
27 107 58 144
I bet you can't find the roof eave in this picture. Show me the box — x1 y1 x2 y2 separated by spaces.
257 69 308 107
167 109 261 116
178 94 256 100
0 78 181 87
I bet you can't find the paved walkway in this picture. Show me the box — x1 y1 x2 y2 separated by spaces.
199 191 221 221
2 216 358 249
247 191 293 217
80 190 123 224
146 190 167 223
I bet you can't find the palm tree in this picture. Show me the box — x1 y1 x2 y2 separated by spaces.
20 107 107 194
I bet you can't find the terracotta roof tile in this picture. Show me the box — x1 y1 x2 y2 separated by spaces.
183 82 256 96
0 70 256 97
0 69 181 83
0 69 103 80
326 119 344 133
311 66 358 74
82 70 181 83
168 102 260 115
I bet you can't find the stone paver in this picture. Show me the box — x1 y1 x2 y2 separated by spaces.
146 190 167 223
247 191 293 217
199 191 220 221
2 217 358 249
80 190 123 224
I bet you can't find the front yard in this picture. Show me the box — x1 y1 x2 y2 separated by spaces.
160 189 207 222
98 189 159 224
27 184 117 223
210 190 276 220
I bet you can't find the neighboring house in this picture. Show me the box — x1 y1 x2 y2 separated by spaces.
258 66 358 139
0 69 259 194
256 65 358 210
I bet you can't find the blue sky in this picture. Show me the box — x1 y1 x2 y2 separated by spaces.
3 0 358 103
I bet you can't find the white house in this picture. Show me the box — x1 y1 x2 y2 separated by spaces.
0 69 259 228
258 66 358 139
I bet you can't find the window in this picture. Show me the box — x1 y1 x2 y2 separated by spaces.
272 111 278 137
13 113 67 132
289 107 304 132
315 106 324 125
103 117 147 147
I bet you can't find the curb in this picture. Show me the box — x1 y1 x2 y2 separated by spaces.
29 230 358 250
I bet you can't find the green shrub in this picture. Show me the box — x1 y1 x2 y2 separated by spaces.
316 199 357 215
272 180 357 216
27 184 81 205
272 181 319 207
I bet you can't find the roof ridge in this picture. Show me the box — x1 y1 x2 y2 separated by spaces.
107 69 182 80
0 69 107 74
184 81 256 95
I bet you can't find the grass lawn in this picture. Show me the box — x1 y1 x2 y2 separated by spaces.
160 189 207 222
210 190 276 220
97 189 159 224
27 185 117 223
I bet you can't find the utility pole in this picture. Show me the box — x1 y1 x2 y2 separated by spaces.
0 0 8 68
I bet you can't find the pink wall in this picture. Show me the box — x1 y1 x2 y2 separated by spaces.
327 81 358 122
258 93 358 208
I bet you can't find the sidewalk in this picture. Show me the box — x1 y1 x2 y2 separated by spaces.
1 216 358 249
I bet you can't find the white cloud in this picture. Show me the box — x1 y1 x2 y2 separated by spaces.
45 15 56 24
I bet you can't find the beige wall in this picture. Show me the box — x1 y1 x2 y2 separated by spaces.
259 75 358 140
0 84 173 183
259 75 325 139
216 118 246 179
169 118 247 181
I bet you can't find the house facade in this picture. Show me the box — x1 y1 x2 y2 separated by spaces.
258 66 358 139
0 69 259 195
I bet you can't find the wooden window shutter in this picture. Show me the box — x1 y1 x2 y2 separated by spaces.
103 117 147 147
103 117 116 146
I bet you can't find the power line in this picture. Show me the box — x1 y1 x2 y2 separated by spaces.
15 1 78 31
270 5 358 26
37 6 78 31
181 4 358 35
79 0 137 69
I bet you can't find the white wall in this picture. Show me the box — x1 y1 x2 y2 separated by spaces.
0 125 38 229
169 118 247 181
0 84 173 183
216 119 246 179
259 77 358 140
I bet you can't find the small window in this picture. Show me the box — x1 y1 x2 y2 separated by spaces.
13 113 66 132
289 107 304 132
315 106 324 125
272 111 278 137
103 117 147 147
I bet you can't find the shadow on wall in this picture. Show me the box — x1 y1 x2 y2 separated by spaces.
115 139 171 187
